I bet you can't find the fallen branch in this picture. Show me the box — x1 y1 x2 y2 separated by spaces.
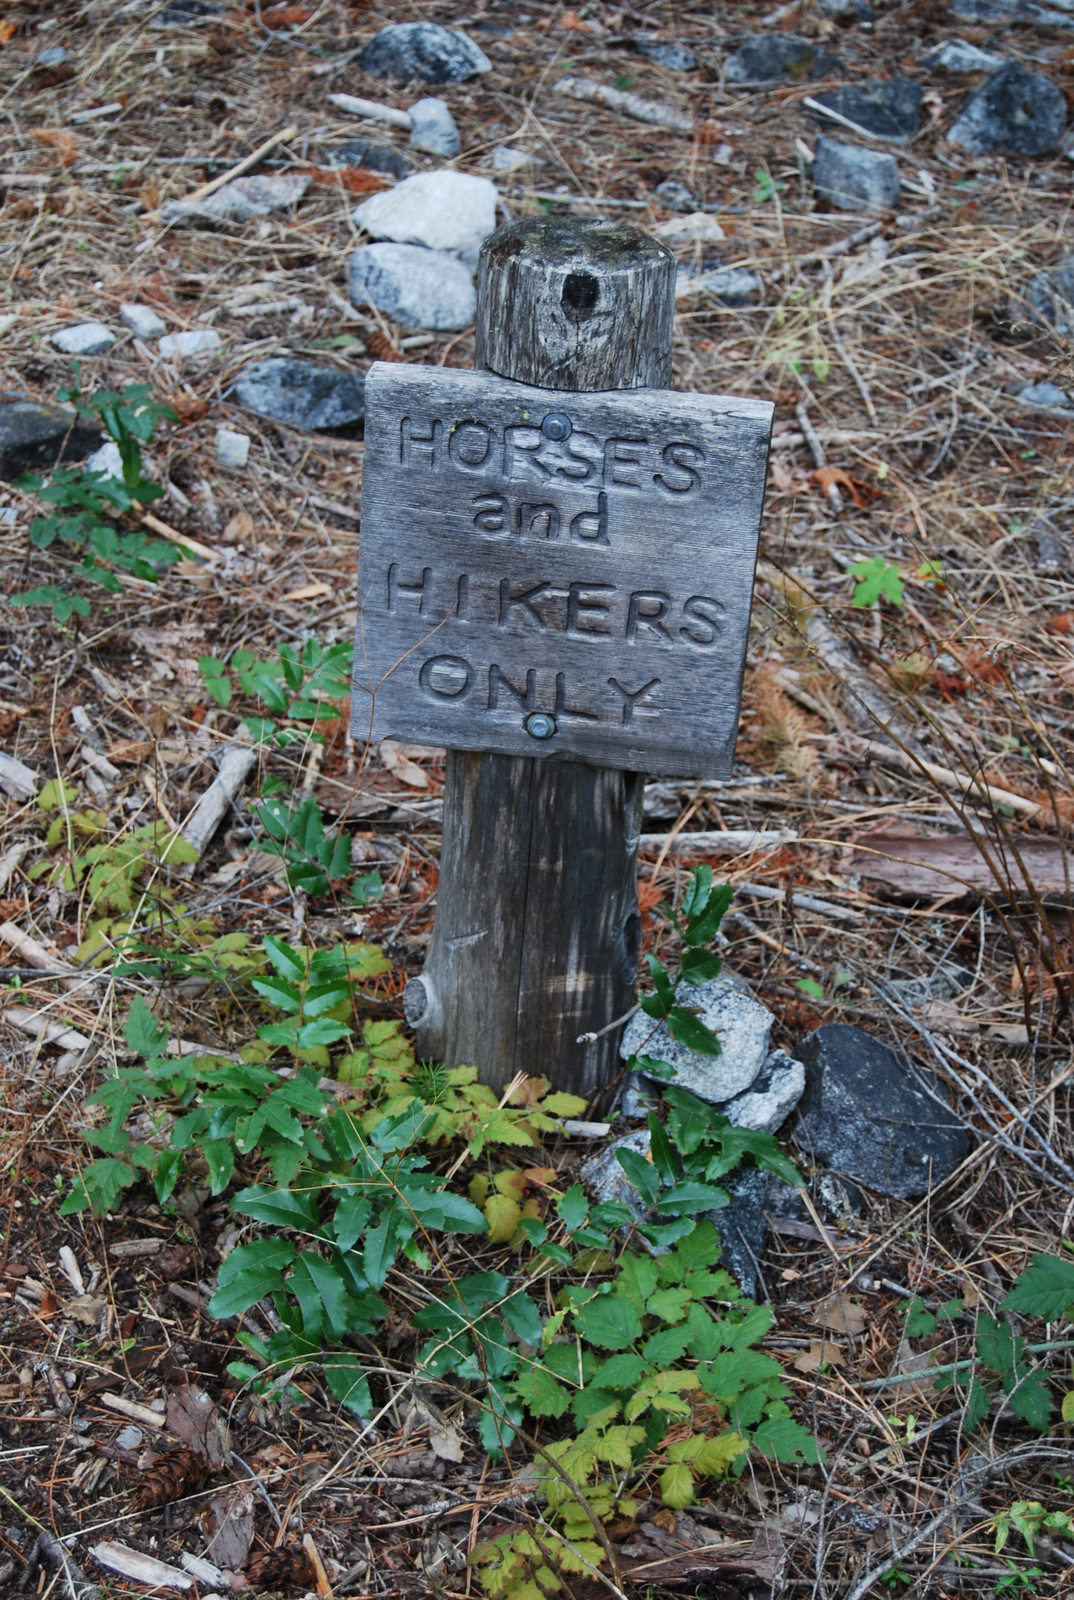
326 92 412 131
159 123 299 213
553 77 694 135
638 828 796 855
852 737 1041 817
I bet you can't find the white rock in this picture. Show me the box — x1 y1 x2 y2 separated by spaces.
349 242 476 330
723 1048 805 1134
491 144 533 173
653 211 726 247
408 96 461 157
215 426 250 468
352 170 497 267
119 302 167 340
50 322 115 356
159 173 311 228
86 441 124 480
621 974 773 1102
158 329 222 359
922 38 1005 72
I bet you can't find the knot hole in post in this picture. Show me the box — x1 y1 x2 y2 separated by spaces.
561 271 599 322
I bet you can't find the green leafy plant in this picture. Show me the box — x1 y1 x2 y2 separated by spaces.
752 167 785 205
848 556 905 608
993 1499 1074 1557
628 864 730 1075
199 637 352 746
12 370 179 620
251 794 382 904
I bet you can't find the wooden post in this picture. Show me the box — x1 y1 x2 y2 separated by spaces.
403 217 677 1097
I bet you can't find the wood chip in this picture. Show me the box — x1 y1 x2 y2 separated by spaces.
99 1391 168 1428
108 1238 163 1259
90 1541 194 1590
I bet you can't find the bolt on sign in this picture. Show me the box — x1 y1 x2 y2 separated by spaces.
351 365 773 776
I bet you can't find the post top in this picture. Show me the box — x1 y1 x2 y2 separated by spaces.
481 216 674 276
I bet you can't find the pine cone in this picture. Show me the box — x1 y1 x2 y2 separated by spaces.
132 1447 210 1510
365 328 405 362
245 1545 317 1590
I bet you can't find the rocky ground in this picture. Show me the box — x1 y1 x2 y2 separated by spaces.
2 0 1074 1596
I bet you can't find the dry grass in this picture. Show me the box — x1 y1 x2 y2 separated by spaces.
1 0 1074 1594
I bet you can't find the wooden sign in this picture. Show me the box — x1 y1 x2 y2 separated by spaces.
351 364 773 776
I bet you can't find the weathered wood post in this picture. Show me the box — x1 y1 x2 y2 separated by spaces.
351 216 772 1098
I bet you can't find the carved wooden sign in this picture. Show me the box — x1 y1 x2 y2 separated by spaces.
351 362 773 776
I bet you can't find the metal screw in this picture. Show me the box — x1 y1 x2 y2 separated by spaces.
541 412 572 442
524 712 557 740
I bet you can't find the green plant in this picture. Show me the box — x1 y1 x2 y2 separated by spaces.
252 793 382 903
994 1562 1045 1595
11 370 179 621
752 168 784 205
848 556 904 608
198 637 352 746
993 1499 1074 1557
879 1567 911 1593
627 864 731 1076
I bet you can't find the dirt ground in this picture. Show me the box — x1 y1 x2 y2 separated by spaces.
2 0 1074 1596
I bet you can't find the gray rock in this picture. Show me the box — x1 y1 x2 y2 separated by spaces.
352 171 497 266
85 441 123 480
330 140 410 179
50 322 115 356
819 0 875 17
812 77 922 142
0 400 101 480
947 64 1066 156
768 1170 864 1224
580 1129 654 1224
1023 255 1074 335
349 242 477 329
215 426 250 468
114 1424 143 1451
120 303 167 341
358 22 492 84
621 974 772 1102
710 1165 770 1298
491 144 534 173
812 137 900 212
1019 381 1072 408
408 97 461 158
153 0 221 22
724 36 844 85
1037 530 1068 571
616 1073 659 1121
950 0 1074 24
230 358 365 434
921 38 1006 73
158 329 221 358
159 173 310 228
793 1023 970 1199
676 265 763 304
653 179 697 212
723 1048 805 1134
36 46 71 68
633 37 697 72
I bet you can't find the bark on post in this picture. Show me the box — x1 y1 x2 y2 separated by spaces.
404 217 676 1098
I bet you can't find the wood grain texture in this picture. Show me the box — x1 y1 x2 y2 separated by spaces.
408 218 678 1094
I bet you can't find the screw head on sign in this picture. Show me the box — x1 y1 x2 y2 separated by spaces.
541 412 572 442
524 712 557 740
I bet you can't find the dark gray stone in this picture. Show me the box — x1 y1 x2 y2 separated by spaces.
793 1024 970 1199
710 1166 771 1298
0 401 101 481
948 64 1066 156
330 140 410 179
921 38 1006 73
724 36 843 85
153 0 221 23
677 264 763 304
230 358 365 434
358 22 491 84
813 77 923 142
1023 255 1074 336
633 37 697 72
1034 524 1068 571
812 137 900 212
820 0 875 17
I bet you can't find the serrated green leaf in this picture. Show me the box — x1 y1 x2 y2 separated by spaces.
1002 1253 1074 1323
514 1366 571 1418
666 1006 721 1055
210 1239 295 1318
485 1193 522 1243
125 994 168 1060
752 1415 823 1464
323 1353 372 1416
659 1462 695 1509
574 1295 642 1351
